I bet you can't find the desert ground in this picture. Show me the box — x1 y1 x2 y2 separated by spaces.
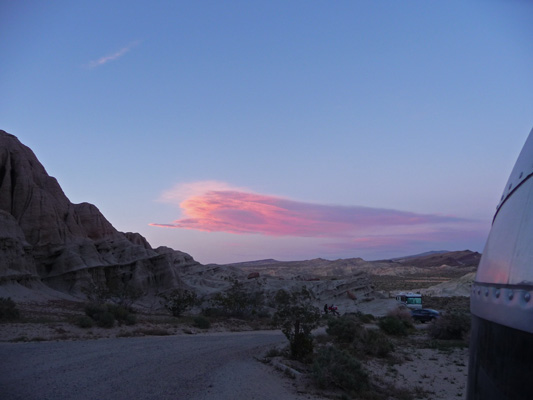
0 291 470 400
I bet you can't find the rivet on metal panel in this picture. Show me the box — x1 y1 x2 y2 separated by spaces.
508 291 514 300
495 289 500 298
525 293 531 302
484 289 489 297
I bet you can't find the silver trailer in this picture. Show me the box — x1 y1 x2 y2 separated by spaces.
468 127 533 399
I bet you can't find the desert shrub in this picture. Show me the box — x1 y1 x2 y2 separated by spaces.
428 312 470 340
273 287 321 361
325 316 393 358
160 289 198 317
82 279 143 308
76 315 95 328
97 311 115 328
210 279 264 318
193 316 211 329
386 307 414 327
0 297 20 321
378 316 409 336
84 303 107 320
327 316 363 343
107 304 137 325
123 313 137 326
84 302 136 328
361 329 394 357
313 346 369 396
378 308 413 336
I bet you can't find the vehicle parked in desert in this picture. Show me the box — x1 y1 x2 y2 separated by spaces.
411 308 440 323
395 292 422 309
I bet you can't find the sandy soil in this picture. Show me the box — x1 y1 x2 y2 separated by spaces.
365 337 468 399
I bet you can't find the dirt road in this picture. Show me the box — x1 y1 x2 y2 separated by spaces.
0 331 317 400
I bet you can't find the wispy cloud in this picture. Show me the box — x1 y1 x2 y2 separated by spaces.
86 41 140 68
150 181 479 244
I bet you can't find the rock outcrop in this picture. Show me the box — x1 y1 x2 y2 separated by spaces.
0 130 198 298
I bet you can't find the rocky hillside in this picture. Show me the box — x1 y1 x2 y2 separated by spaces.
0 130 198 298
0 130 374 310
1 129 473 308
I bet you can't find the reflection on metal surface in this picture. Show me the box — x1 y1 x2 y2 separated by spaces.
468 127 533 399
472 127 533 328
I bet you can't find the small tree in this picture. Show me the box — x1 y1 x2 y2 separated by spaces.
160 289 198 317
273 287 321 360
209 279 264 318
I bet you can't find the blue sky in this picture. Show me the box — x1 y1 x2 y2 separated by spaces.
2 1 533 264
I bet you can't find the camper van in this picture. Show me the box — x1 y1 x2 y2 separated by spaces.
395 292 422 309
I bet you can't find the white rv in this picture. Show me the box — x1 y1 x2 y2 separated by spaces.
395 292 422 309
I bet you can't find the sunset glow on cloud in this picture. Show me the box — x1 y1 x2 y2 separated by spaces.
150 182 481 252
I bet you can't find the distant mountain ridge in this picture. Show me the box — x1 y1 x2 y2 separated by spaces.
220 250 480 273
390 250 450 261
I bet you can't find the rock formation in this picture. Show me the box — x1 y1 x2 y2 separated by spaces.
0 130 198 298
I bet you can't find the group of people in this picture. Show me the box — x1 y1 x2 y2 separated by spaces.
323 303 340 316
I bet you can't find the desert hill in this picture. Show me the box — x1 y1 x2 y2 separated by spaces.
0 129 478 309
0 130 375 309
0 130 198 300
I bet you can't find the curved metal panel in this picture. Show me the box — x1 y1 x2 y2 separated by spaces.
472 127 533 332
496 127 533 215
468 127 533 400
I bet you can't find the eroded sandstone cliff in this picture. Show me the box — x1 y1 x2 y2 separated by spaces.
0 130 198 297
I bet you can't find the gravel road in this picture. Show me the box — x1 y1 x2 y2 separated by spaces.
0 331 316 400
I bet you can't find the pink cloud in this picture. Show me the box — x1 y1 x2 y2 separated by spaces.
150 182 472 239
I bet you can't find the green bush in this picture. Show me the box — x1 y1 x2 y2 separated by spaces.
378 309 413 336
160 289 198 317
0 297 20 321
313 346 369 395
193 316 211 329
378 316 409 336
97 311 115 328
209 280 264 318
84 303 107 320
428 312 470 340
361 329 394 357
326 316 363 343
76 315 95 328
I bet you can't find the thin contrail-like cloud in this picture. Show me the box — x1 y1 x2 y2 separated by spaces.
86 41 140 68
